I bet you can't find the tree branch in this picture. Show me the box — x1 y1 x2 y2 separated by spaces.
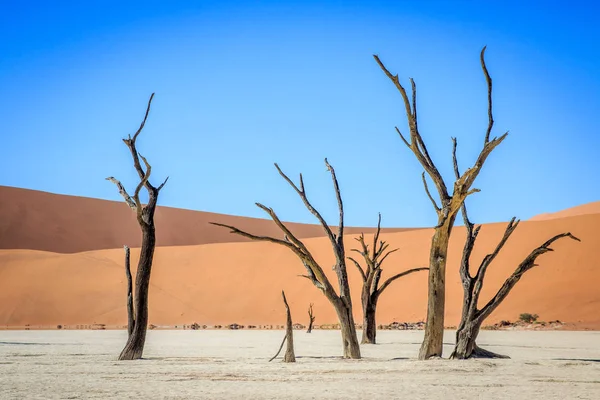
378 247 399 266
209 222 297 251
469 217 520 315
274 162 338 250
373 54 450 203
211 204 335 297
481 47 494 145
376 267 429 297
254 203 310 254
422 172 441 213
123 93 157 185
124 245 134 337
372 213 382 259
452 137 460 179
325 158 344 246
157 176 169 191
105 177 136 210
131 93 154 144
133 154 152 212
395 126 411 149
347 257 367 282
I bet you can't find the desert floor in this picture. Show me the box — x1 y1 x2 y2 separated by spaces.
2 330 600 399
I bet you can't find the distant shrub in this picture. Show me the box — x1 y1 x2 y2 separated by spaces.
56 325 63 330
190 323 200 330
519 313 539 323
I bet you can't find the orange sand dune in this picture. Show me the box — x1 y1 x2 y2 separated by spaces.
0 186 410 253
0 212 597 329
530 200 600 221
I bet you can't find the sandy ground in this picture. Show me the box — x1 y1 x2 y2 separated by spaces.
1 330 599 399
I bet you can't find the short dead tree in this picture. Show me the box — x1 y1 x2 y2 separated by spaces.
449 145 580 359
374 48 508 359
269 290 296 363
307 303 316 333
212 159 361 359
106 93 168 360
348 213 427 344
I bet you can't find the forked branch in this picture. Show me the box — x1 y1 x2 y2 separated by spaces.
107 93 168 222
476 232 580 322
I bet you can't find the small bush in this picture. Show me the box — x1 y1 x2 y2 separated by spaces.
519 313 539 323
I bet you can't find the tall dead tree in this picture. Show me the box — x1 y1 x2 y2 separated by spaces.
450 141 580 358
269 290 296 362
374 47 508 359
348 213 428 344
106 93 168 360
212 159 361 359
307 303 315 333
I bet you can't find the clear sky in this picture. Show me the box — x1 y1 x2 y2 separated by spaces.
1 0 598 228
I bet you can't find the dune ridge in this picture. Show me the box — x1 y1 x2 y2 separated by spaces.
0 185 412 253
529 200 600 221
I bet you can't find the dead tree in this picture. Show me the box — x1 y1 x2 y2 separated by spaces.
306 303 315 333
124 245 134 337
269 290 296 362
449 143 580 358
106 93 168 360
348 213 428 344
374 47 508 359
212 159 361 359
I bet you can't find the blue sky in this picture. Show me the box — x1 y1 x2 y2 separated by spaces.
0 0 598 228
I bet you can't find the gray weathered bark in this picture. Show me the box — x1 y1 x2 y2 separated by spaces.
374 47 508 359
348 213 427 344
106 93 169 360
212 159 361 359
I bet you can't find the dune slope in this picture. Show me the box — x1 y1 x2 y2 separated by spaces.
0 213 596 329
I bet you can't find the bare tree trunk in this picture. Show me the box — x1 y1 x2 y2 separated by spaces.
282 291 295 362
419 219 455 359
269 290 296 362
374 48 508 359
451 319 483 359
119 227 156 360
451 320 508 359
361 297 377 344
106 93 168 361
335 299 361 359
124 245 134 338
307 303 315 333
